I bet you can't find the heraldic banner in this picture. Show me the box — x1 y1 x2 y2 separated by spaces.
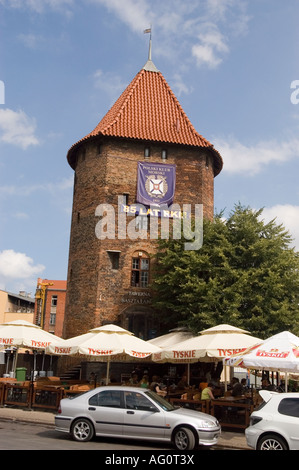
137 161 176 207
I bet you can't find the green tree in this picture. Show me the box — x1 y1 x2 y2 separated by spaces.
151 204 299 339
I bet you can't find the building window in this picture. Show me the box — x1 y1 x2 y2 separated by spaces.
107 251 120 269
135 215 148 230
122 193 129 205
131 255 149 287
144 147 150 158
205 155 209 168
161 149 167 160
51 295 57 310
50 312 56 325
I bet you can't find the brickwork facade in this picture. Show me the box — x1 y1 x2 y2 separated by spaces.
63 61 222 340
63 136 217 339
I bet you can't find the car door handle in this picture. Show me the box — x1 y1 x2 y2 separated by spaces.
88 407 96 411
127 410 134 414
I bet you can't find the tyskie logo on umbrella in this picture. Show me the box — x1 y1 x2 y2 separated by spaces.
256 348 290 358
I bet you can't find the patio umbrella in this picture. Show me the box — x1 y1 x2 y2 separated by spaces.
147 327 196 384
0 319 63 376
147 327 195 348
224 331 299 391
46 324 162 384
152 324 261 388
152 324 261 363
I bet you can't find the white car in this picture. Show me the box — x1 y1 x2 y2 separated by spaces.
246 390 299 450
55 386 220 450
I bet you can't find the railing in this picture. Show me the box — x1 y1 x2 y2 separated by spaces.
0 382 65 411
170 397 254 429
0 381 255 429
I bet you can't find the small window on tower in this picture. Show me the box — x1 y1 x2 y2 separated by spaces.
131 254 149 287
161 149 167 160
144 147 150 158
107 251 120 270
122 193 129 205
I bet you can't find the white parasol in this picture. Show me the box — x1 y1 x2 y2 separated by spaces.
151 324 261 389
152 324 261 363
0 319 63 376
147 327 195 348
224 331 299 390
46 324 162 384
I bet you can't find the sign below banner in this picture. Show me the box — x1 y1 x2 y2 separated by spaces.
120 203 190 219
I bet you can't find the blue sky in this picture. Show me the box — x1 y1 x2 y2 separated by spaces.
0 0 299 295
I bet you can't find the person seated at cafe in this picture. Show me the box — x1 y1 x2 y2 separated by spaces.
129 373 139 385
89 372 96 384
199 377 208 391
231 377 244 396
261 378 276 391
241 378 249 390
201 382 215 401
150 376 167 396
177 375 189 390
139 374 149 388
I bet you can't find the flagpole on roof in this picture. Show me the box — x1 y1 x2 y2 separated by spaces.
142 26 159 73
144 25 152 61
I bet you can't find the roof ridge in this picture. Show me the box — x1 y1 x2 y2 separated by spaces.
97 70 144 136
67 65 223 175
158 72 212 147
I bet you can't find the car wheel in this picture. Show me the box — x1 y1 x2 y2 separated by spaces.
173 427 196 450
71 418 94 442
257 434 288 450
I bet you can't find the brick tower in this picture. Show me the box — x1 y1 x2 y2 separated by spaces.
63 53 223 339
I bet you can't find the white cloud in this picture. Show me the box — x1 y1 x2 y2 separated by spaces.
0 0 74 14
214 136 299 175
0 109 39 149
0 175 73 198
18 33 44 49
192 23 229 68
0 250 45 293
93 70 127 103
90 0 150 32
90 0 249 70
261 205 299 251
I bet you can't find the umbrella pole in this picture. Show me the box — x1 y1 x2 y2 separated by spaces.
106 358 111 385
12 348 19 378
5 350 10 375
41 351 45 371
285 372 288 392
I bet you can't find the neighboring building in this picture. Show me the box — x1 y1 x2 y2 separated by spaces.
63 51 223 340
0 289 35 324
35 278 66 337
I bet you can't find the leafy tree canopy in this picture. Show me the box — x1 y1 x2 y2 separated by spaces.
151 204 299 339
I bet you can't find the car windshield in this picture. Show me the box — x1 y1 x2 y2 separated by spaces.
145 390 175 411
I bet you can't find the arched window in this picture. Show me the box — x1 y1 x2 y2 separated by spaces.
131 252 149 287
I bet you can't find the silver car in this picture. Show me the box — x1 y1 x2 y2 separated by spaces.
246 391 299 450
55 386 220 450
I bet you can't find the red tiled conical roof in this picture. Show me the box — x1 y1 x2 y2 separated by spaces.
67 63 223 175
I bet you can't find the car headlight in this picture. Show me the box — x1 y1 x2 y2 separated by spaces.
198 420 218 428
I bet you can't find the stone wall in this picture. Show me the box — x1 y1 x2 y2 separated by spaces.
63 136 215 339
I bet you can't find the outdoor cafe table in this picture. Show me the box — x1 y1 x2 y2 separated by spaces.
170 395 254 430
210 396 254 429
